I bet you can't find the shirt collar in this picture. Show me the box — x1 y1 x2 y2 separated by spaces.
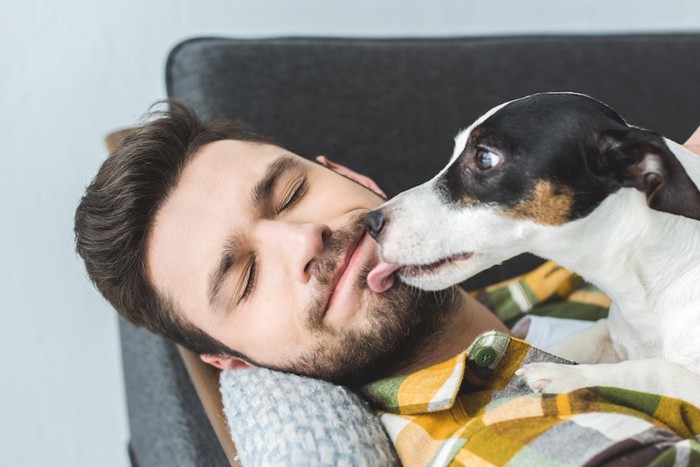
361 330 511 415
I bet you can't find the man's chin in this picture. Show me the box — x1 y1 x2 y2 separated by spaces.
280 283 458 386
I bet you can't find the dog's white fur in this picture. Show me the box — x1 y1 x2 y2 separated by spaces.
375 96 700 406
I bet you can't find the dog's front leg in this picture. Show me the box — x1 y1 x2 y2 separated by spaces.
515 359 700 408
547 318 618 364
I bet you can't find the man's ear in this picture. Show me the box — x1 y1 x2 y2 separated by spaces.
316 155 387 199
684 125 700 154
200 354 252 370
592 128 700 221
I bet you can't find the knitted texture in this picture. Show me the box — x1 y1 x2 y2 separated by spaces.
220 368 399 466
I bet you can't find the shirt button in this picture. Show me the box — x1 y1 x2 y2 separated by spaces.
474 346 497 368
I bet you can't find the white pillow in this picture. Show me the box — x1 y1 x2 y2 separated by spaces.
220 367 399 466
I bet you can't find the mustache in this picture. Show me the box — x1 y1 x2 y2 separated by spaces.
313 212 367 285
306 211 368 329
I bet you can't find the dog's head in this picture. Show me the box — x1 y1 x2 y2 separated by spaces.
366 92 700 290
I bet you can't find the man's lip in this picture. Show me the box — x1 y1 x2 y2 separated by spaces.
323 231 366 316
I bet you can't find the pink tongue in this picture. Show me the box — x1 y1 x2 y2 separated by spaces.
367 261 401 293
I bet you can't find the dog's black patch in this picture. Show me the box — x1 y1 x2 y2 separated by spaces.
436 93 697 223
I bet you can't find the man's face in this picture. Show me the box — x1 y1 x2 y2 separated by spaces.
147 140 453 385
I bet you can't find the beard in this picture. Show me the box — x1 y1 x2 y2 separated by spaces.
258 211 461 387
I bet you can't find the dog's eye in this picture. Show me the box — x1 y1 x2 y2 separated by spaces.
475 148 502 170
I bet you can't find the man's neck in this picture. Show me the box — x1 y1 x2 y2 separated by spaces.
393 288 508 376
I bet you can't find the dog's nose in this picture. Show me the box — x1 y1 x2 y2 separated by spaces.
364 210 386 239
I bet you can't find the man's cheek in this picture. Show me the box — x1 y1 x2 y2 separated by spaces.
247 316 309 362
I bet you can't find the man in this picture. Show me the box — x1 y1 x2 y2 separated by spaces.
76 102 700 465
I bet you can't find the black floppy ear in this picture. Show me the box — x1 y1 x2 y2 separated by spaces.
592 128 700 221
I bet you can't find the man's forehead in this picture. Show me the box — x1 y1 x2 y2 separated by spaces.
192 139 289 172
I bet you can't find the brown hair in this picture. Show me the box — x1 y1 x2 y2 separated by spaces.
75 101 274 358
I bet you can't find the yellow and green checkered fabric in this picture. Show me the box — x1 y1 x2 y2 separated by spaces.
470 260 611 327
361 261 700 466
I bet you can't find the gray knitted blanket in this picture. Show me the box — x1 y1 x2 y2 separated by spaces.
220 368 399 466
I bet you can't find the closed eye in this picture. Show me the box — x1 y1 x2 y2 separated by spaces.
276 177 308 214
240 255 256 302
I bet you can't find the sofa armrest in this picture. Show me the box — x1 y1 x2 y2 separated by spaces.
178 346 239 466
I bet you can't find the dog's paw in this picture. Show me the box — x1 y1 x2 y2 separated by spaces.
515 362 587 394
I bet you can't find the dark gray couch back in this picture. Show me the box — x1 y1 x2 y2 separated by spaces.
167 35 700 199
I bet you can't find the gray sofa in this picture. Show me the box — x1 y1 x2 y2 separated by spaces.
119 34 700 466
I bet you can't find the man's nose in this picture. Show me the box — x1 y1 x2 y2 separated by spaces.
262 221 330 282
364 209 386 239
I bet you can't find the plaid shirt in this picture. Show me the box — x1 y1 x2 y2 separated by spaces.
361 261 700 466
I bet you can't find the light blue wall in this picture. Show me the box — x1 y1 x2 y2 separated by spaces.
1 1 698 466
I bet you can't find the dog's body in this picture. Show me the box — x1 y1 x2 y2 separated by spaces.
365 92 700 406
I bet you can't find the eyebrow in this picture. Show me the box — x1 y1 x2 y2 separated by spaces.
207 154 301 310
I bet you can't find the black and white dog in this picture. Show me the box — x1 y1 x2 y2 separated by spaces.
365 92 700 406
